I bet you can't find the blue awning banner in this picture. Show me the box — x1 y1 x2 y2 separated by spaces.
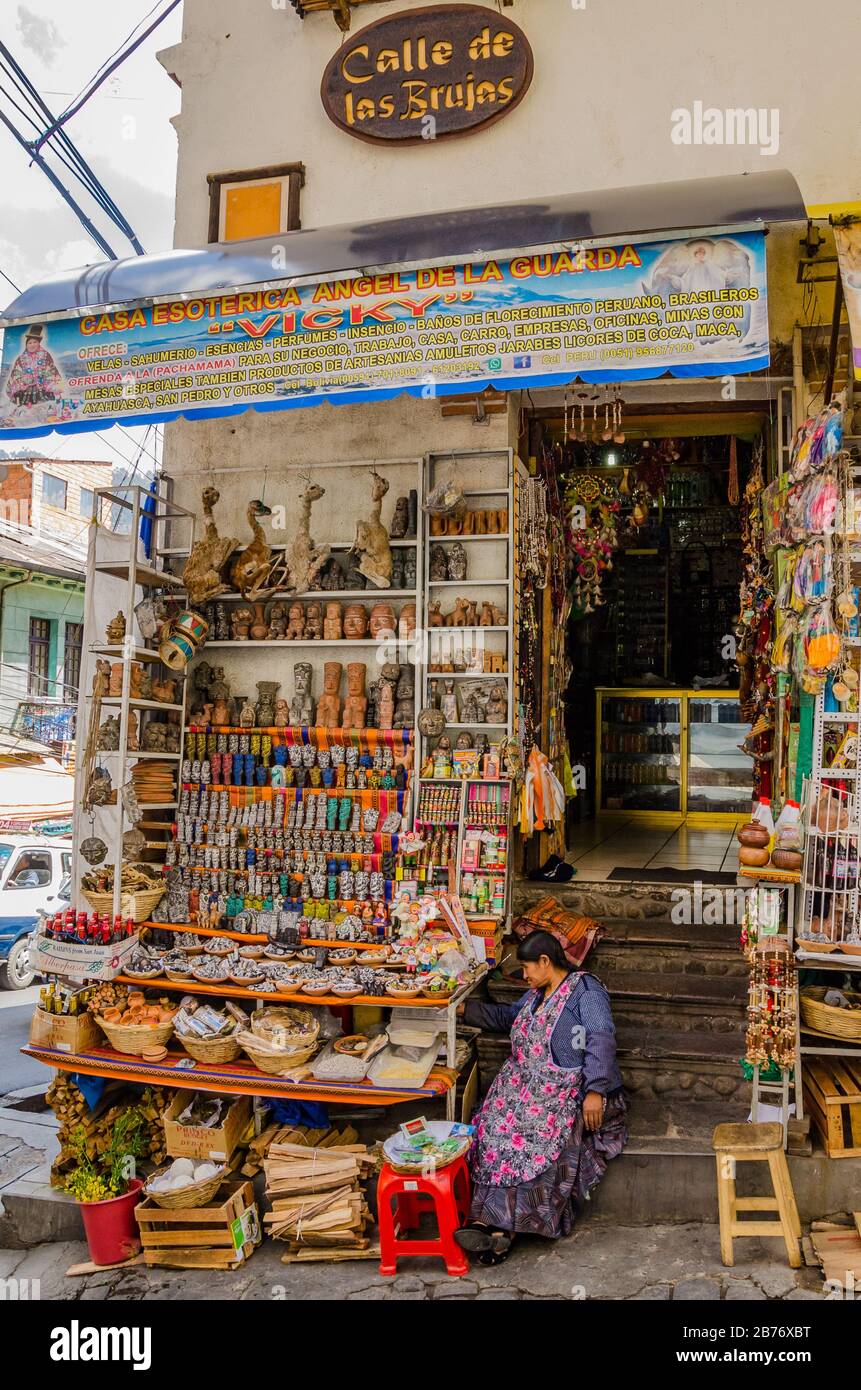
0 225 770 440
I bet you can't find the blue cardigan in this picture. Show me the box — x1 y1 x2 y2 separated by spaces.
464 972 624 1096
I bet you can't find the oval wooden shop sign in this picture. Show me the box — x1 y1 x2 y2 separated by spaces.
320 4 534 145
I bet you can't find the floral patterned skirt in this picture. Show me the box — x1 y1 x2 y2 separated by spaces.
468 1089 628 1239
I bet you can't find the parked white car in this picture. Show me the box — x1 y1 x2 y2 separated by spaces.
0 835 72 989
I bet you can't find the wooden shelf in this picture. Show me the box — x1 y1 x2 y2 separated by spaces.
22 1043 454 1105
94 561 183 587
203 639 392 649
175 588 416 602
114 974 458 1009
141 920 388 949
92 697 185 712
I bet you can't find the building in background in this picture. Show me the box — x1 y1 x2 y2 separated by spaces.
0 458 111 760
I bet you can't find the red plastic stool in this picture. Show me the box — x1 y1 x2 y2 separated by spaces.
377 1156 471 1277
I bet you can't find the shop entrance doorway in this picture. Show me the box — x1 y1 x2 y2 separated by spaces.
529 389 773 881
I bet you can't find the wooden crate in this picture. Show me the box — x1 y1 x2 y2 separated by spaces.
135 1180 261 1270
803 1058 861 1158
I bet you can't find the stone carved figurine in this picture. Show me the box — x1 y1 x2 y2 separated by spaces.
289 662 315 726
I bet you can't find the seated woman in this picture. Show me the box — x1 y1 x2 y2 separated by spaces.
456 930 627 1264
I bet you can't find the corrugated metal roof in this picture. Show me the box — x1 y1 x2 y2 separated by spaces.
0 170 806 325
0 528 85 580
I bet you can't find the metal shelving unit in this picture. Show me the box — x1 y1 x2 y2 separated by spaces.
76 483 195 920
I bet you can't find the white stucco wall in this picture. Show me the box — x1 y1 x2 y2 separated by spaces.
160 0 860 246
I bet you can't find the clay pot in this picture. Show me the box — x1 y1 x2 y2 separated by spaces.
770 848 803 872
738 845 770 867
737 822 770 849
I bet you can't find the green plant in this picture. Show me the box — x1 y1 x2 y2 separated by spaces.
62 1106 148 1204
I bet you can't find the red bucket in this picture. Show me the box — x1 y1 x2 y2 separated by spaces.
79 1178 143 1266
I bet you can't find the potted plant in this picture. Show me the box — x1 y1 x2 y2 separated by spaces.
63 1107 147 1266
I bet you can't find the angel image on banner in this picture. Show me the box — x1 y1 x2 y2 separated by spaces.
643 235 754 344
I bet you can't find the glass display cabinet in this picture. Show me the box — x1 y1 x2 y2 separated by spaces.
596 689 752 820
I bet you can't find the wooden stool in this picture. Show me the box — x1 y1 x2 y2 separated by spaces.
712 1122 801 1269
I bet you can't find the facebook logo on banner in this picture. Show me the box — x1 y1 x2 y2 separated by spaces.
512 355 532 369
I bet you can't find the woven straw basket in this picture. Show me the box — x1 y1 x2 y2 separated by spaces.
96 1014 175 1056
144 1166 225 1209
241 1038 318 1074
800 987 861 1041
82 884 165 924
177 1031 241 1064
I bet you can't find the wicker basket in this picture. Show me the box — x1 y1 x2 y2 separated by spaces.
241 1038 318 1074
82 883 165 924
176 1031 241 1064
387 984 422 999
228 973 265 989
203 940 234 957
801 987 861 1040
238 946 265 961
96 1013 175 1056
144 1166 226 1209
165 966 194 982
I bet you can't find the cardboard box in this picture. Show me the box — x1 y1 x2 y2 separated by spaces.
163 1092 251 1162
29 1005 101 1054
29 931 139 982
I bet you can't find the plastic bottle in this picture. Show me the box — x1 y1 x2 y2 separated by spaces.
752 796 776 853
773 799 802 850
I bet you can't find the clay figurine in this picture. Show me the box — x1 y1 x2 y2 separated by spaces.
286 602 305 640
456 731 475 749
182 487 239 606
351 468 392 588
390 495 410 539
256 680 280 727
369 601 397 639
267 602 288 639
445 597 470 628
284 479 330 594
316 662 343 728
403 549 417 588
442 680 459 725
461 688 485 724
239 695 256 728
274 698 290 727
105 610 126 645
323 601 343 640
343 603 368 638
427 599 444 628
231 605 254 640
398 602 417 640
394 667 415 727
485 684 507 722
342 663 368 730
390 553 405 589
320 556 344 591
305 601 323 640
289 662 315 726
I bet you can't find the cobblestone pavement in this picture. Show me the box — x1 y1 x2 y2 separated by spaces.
0 1223 832 1301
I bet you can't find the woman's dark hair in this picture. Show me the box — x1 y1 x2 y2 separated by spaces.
516 930 571 972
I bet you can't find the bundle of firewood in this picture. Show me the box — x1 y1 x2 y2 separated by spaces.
263 1136 376 1261
46 1076 168 1185
242 1121 359 1177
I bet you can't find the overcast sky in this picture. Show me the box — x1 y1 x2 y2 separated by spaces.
0 0 182 468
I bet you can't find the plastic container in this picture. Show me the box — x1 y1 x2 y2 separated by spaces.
78 1178 143 1266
